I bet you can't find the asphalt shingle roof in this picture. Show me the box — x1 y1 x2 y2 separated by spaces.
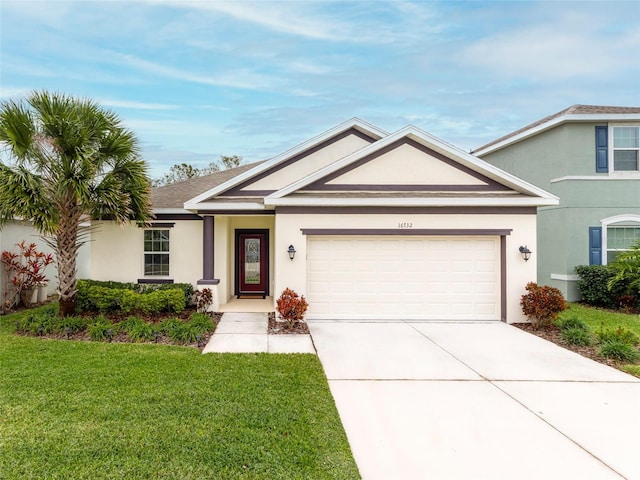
474 104 640 153
151 161 264 208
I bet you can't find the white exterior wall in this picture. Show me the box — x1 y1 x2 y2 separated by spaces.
91 220 202 285
275 212 537 323
0 220 90 297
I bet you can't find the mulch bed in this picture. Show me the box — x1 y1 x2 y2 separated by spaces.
12 306 222 352
513 323 620 369
267 312 310 335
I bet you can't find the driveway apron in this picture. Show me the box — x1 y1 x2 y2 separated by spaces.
308 321 640 480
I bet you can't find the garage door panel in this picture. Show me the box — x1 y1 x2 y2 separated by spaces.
307 235 500 321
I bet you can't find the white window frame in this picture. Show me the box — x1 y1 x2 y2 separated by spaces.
601 214 640 265
143 229 170 277
609 124 640 175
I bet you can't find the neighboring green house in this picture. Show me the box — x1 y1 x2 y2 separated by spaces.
474 105 640 301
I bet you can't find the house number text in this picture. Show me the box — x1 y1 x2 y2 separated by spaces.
398 222 413 228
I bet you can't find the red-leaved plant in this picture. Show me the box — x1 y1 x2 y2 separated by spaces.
1 241 54 310
276 288 309 328
195 288 213 313
520 282 567 328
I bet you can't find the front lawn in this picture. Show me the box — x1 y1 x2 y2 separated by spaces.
560 304 640 377
0 309 360 479
522 303 640 378
564 303 640 335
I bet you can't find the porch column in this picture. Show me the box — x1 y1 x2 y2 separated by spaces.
197 216 219 311
198 216 219 285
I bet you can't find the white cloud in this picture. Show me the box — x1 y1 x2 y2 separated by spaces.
153 0 348 41
99 99 181 111
0 86 31 100
459 12 639 81
114 53 280 91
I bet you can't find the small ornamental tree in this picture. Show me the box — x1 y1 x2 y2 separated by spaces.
1 240 54 310
276 288 309 328
520 282 567 328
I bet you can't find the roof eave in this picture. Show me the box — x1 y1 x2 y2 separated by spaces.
182 118 388 206
265 196 559 208
474 113 640 156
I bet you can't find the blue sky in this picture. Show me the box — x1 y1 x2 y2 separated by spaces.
1 0 639 178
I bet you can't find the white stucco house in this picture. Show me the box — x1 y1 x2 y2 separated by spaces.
90 119 558 323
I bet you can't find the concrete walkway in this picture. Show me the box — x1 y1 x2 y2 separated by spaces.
202 312 315 354
308 321 640 480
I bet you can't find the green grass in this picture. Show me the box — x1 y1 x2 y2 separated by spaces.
558 304 640 375
0 306 360 479
559 304 640 336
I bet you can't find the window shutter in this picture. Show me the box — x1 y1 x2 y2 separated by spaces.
589 227 602 265
595 126 608 173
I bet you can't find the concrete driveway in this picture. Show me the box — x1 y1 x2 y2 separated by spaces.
308 321 640 480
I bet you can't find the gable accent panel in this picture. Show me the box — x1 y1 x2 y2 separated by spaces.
222 128 378 196
302 138 510 192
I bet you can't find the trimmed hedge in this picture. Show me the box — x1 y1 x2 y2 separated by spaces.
76 280 194 313
574 265 632 308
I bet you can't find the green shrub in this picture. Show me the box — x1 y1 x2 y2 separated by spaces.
88 317 114 341
599 341 640 363
17 310 57 335
142 283 194 305
597 327 640 346
77 280 193 313
556 316 589 332
169 322 199 344
158 317 181 335
574 265 629 308
77 284 186 314
124 317 155 342
59 315 91 334
562 328 593 346
189 313 215 333
520 282 567 328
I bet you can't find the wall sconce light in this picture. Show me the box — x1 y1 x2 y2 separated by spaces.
519 245 532 262
288 245 296 261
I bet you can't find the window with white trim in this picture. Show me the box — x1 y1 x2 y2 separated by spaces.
612 126 639 172
144 229 170 276
606 225 640 264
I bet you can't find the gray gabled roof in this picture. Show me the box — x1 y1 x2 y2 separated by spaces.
151 161 264 208
474 104 640 155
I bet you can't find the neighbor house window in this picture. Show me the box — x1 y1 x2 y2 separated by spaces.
612 126 639 172
144 230 169 276
606 226 640 264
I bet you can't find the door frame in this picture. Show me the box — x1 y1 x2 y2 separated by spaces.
234 229 269 297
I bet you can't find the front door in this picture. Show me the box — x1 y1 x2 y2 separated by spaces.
235 230 269 297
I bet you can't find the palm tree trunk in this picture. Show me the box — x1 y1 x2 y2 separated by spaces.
56 203 81 317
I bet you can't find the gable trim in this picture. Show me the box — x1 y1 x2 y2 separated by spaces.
184 118 388 209
223 128 378 196
266 125 559 205
302 138 509 192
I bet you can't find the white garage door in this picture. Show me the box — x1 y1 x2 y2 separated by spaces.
307 236 500 320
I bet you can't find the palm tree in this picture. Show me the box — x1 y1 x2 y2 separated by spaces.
0 91 152 315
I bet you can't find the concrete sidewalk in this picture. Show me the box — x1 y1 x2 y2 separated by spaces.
309 321 640 480
202 312 315 354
